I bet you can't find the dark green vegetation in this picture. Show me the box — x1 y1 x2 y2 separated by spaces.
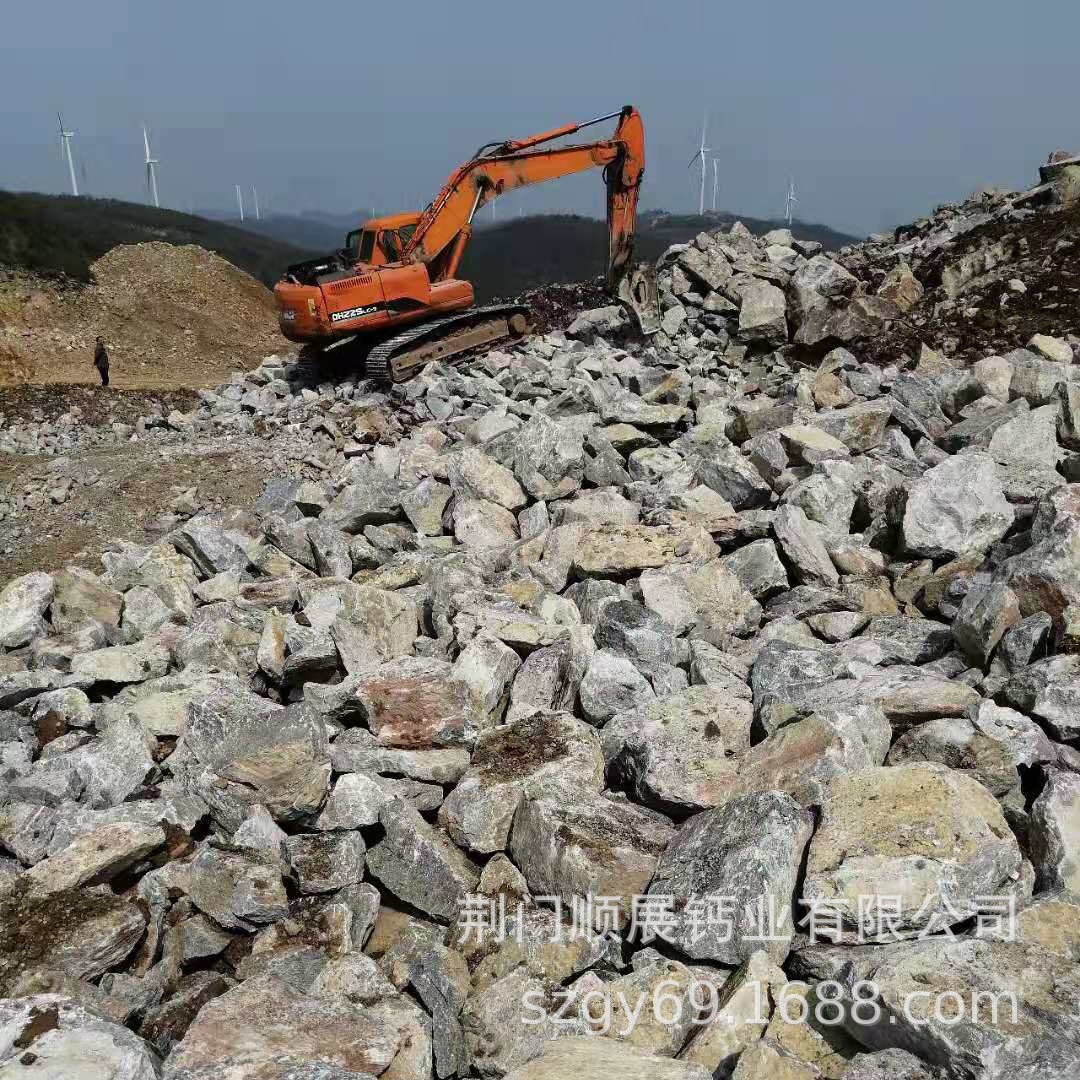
0 191 312 287
460 212 860 301
2 191 860 303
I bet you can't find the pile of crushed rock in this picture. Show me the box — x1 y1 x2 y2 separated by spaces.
0 176 1079 1080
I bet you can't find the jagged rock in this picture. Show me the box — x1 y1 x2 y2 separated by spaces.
675 426 773 509
1029 769 1080 893
22 821 164 896
1004 655 1080 741
183 686 329 821
578 649 655 723
330 727 470 783
720 539 789 599
640 558 761 640
509 789 675 927
680 950 788 1075
804 763 1022 939
648 792 813 964
187 844 289 930
792 936 1080 1080
739 281 788 344
69 641 170 685
454 498 520 548
0 888 146 992
285 832 365 894
601 686 752 813
162 973 406 1078
514 414 584 500
52 567 123 635
773 505 839 587
572 523 718 577
0 995 161 1078
899 452 1013 559
439 712 603 853
502 1036 712 1079
952 581 1021 665
366 799 479 922
0 572 56 649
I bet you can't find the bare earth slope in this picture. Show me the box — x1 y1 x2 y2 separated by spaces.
0 242 284 389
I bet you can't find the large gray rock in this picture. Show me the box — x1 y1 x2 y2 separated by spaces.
639 559 761 640
738 281 788 344
509 789 675 928
1029 769 1080 894
792 935 1080 1080
1000 485 1080 634
22 821 164 896
675 426 773 510
648 792 813 964
0 888 146 993
0 995 161 1078
183 687 329 822
804 763 1022 939
773 505 839 586
899 452 1014 559
439 712 604 853
187 844 289 931
1004 654 1080 741
579 649 655 723
514 414 585 500
601 686 752 813
502 1036 712 1079
162 973 409 1078
366 799 480 922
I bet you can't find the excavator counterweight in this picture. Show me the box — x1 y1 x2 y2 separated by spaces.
274 106 655 381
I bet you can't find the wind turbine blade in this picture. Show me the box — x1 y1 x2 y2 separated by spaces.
687 152 700 169
143 126 151 161
700 111 708 148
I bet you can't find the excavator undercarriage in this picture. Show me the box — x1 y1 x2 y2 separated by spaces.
274 106 656 382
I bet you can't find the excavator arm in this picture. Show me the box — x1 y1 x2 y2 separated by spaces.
403 106 645 291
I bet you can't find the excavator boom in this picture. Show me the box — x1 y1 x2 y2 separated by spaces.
273 105 655 380
405 106 645 288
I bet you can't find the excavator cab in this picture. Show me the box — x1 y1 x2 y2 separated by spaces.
275 105 657 377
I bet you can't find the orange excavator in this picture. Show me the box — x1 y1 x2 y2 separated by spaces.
274 105 657 381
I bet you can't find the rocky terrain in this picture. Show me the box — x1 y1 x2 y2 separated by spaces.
0 162 1079 1080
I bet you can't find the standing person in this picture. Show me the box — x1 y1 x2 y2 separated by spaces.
93 336 110 386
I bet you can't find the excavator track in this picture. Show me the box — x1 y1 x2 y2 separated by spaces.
364 304 530 383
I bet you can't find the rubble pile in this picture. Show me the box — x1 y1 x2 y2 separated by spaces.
1 191 1080 1080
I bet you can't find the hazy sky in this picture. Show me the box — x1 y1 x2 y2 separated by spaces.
2 0 1078 236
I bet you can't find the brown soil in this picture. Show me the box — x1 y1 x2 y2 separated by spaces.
864 202 1080 366
0 242 287 390
0 442 271 583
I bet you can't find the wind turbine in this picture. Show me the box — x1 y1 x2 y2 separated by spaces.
57 113 78 196
142 125 160 208
785 178 798 226
686 111 710 216
711 158 720 213
235 184 245 222
251 185 260 221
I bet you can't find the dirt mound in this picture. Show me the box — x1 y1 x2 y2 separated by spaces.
0 243 287 390
847 191 1080 367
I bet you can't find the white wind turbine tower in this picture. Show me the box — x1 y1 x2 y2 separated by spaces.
711 158 720 213
785 177 798 226
251 185 260 221
687 111 710 216
235 184 245 222
57 114 79 196
142 126 160 208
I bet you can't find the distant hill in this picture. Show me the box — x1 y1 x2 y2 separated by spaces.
0 192 315 287
1 192 861 305
460 212 862 302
